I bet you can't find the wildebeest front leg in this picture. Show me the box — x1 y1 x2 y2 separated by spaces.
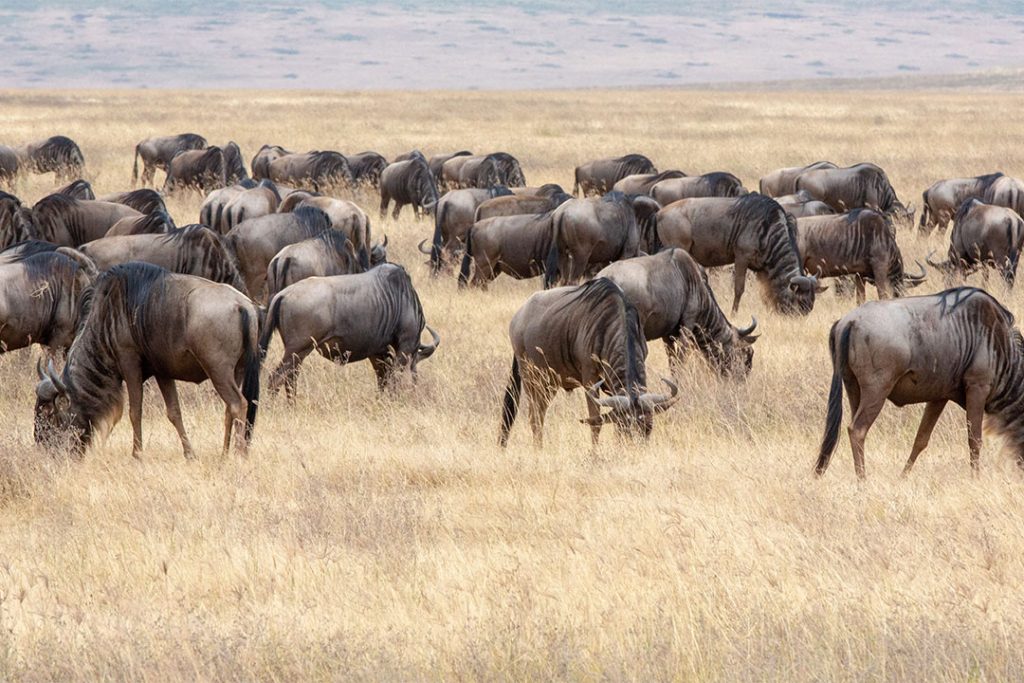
156 377 195 460
965 383 990 474
854 275 867 304
370 355 396 391
392 202 404 220
122 360 146 458
731 260 748 315
902 400 946 476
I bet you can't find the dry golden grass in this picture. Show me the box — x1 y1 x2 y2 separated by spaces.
2 89 1024 680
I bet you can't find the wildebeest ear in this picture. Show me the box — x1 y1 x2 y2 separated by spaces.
815 283 829 293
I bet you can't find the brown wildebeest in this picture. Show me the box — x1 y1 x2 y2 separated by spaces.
598 249 758 378
269 151 353 191
919 172 1004 234
99 188 169 216
422 186 513 273
0 248 96 355
56 179 95 200
651 172 747 205
133 133 207 187
30 194 143 247
200 180 258 234
927 198 1024 286
78 225 248 294
498 277 679 447
796 209 926 302
656 193 822 315
459 212 556 288
573 155 657 197
164 147 226 194
35 262 260 459
379 151 440 220
815 287 1024 478
775 190 836 218
795 163 914 224
612 170 687 195
251 144 291 181
222 179 281 232
758 161 836 197
260 263 440 397
266 230 387 301
15 136 85 183
984 175 1024 217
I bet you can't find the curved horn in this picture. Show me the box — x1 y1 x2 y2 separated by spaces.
36 357 45 381
905 260 927 282
737 316 758 338
381 234 389 248
417 238 432 255
596 395 632 411
585 379 604 401
46 359 67 393
925 250 945 269
416 325 441 360
789 274 816 289
639 377 680 414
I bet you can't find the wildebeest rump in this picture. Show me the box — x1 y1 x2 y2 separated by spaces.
927 198 1024 286
573 155 657 197
758 160 836 197
919 172 1004 234
458 212 556 288
544 192 645 287
266 229 373 301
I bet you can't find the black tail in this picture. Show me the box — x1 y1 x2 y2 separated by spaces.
499 356 522 447
458 226 474 287
919 191 931 231
258 294 283 360
543 211 562 289
239 307 261 442
816 322 852 475
132 144 140 186
430 200 447 274
1006 217 1021 286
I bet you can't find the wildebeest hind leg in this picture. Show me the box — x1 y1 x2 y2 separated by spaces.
847 384 889 479
207 374 246 457
156 377 196 460
370 355 396 392
122 359 146 459
269 346 311 401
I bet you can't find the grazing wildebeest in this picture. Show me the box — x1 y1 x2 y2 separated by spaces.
984 175 1024 217
345 151 388 188
133 133 207 187
30 194 143 247
445 152 527 190
775 190 836 218
0 248 96 355
0 146 18 186
223 141 249 185
199 180 258 233
379 151 440 220
612 170 687 195
498 277 679 447
459 212 556 288
651 172 747 205
99 188 169 216
795 163 914 223
34 263 260 459
0 191 35 249
544 192 644 287
251 144 291 181
269 151 354 191
422 186 513 273
56 179 95 200
815 287 1024 478
222 179 281 231
225 205 333 297
796 209 927 302
105 209 175 237
758 161 837 197
656 193 822 315
78 225 248 294
573 155 657 197
926 198 1024 286
266 229 379 301
598 249 758 377
164 146 226 194
919 173 1004 234
283 196 375 269
16 136 85 183
260 264 440 396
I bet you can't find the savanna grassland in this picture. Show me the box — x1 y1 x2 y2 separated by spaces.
3 89 1024 681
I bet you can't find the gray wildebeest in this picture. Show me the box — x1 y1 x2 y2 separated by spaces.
498 277 679 447
133 133 207 187
222 179 281 232
796 209 926 303
78 225 248 294
656 193 822 315
268 151 354 192
458 212 556 288
984 175 1024 217
926 198 1024 287
379 151 440 220
919 172 1003 234
815 287 1024 478
574 154 657 197
34 262 260 459
15 136 85 183
260 263 440 397
775 190 836 218
0 248 96 355
29 193 144 247
164 146 226 194
422 186 513 273
651 172 747 205
612 170 687 195
598 249 758 378
758 161 836 197
266 229 385 301
795 163 914 224
56 179 96 200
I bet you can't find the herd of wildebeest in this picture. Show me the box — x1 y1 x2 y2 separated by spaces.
3 133 1024 478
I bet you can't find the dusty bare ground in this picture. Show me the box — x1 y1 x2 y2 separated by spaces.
2 89 1024 680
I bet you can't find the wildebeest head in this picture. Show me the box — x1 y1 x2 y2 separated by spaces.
582 377 679 439
34 359 87 454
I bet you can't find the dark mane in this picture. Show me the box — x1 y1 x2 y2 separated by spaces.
57 179 95 200
937 286 1014 323
953 196 981 224
0 239 58 260
257 178 282 201
977 172 1005 193
114 188 167 215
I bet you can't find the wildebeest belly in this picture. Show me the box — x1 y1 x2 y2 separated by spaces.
314 329 394 363
888 371 966 407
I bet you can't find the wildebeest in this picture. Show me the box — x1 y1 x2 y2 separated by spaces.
442 152 527 190
758 161 837 197
225 205 333 297
266 229 383 301
105 209 175 237
795 163 914 223
56 179 95 200
573 155 657 197
133 133 207 187
422 186 513 273
199 180 258 233
223 141 249 185
0 146 18 186
498 277 679 447
815 287 1024 478
269 151 354 191
984 175 1024 217
425 150 471 186
30 194 144 247
597 249 758 377
775 190 836 218
345 151 388 188
612 170 687 195
0 248 96 355
282 195 375 269
474 191 572 222
78 224 248 294
796 209 926 302
164 146 226 194
251 144 291 181
651 172 747 205
919 172 1004 234
34 263 260 459
15 136 85 183
656 193 822 315
458 212 556 288
99 188 169 216
260 264 440 396
926 198 1024 286
222 179 281 231
379 151 440 220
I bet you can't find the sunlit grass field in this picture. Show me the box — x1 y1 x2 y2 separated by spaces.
2 89 1024 680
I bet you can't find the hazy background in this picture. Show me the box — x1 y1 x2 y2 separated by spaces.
3 1 1023 89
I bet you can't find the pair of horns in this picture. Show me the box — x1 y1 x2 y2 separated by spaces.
36 358 66 393
585 377 680 414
